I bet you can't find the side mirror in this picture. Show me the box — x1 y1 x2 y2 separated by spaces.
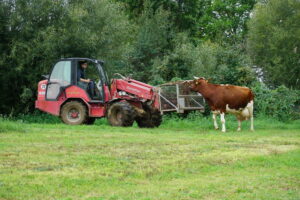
42 74 49 80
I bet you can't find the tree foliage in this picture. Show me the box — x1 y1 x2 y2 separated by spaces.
150 33 256 86
0 0 133 114
252 83 300 121
247 0 300 89
128 3 173 82
117 0 256 43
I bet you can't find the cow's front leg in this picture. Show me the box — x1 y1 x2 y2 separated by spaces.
220 112 226 132
212 112 219 130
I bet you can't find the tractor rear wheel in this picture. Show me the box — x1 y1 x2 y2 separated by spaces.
61 101 88 125
107 101 136 127
136 107 162 128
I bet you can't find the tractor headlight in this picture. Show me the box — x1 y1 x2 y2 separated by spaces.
118 91 127 96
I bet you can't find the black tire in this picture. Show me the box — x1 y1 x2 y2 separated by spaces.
61 101 88 125
150 108 162 127
85 117 96 125
136 107 162 128
107 101 136 127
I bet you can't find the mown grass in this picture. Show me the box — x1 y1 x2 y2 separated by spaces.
0 116 299 200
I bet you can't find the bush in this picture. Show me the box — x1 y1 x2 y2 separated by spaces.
252 82 300 121
12 110 60 124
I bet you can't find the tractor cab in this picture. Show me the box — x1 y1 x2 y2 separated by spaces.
45 58 108 102
36 58 111 124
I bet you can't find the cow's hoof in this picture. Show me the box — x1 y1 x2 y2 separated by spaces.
215 127 219 130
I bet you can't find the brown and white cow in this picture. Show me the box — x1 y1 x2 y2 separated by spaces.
187 77 254 132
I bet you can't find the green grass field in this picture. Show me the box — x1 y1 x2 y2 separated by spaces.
0 116 300 200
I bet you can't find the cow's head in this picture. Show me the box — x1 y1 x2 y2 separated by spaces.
185 77 208 92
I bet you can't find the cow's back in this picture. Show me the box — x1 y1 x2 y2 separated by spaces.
211 85 254 111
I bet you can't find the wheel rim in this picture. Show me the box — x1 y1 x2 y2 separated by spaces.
67 108 81 123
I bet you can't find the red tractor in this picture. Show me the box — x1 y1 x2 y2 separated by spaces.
35 57 162 127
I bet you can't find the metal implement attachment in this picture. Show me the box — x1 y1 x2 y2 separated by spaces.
158 82 205 114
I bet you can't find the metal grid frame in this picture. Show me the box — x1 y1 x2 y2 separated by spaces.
158 83 205 114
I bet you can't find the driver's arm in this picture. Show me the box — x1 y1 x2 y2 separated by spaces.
80 78 90 83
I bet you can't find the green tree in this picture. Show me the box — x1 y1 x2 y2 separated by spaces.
197 0 256 43
117 0 256 43
0 1 13 114
247 0 300 89
151 33 256 86
0 0 68 114
129 3 173 82
0 0 133 115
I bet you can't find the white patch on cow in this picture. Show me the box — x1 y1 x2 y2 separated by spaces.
226 100 254 120
223 100 254 132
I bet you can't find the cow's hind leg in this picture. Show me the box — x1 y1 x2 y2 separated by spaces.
220 112 226 132
247 100 254 131
212 112 219 130
250 115 254 131
237 119 241 131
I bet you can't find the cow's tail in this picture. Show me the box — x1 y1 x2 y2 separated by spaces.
249 89 255 101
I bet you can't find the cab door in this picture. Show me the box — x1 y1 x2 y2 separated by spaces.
46 60 72 100
78 61 105 102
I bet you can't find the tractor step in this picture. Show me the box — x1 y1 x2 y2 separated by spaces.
88 100 104 103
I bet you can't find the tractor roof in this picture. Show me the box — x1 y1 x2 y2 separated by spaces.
61 57 104 65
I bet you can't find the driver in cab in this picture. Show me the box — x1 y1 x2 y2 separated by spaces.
77 60 96 98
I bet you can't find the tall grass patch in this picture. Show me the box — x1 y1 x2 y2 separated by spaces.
161 111 300 131
0 118 27 133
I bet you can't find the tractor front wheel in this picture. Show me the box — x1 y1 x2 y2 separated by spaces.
61 101 88 125
107 101 136 127
136 107 162 128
